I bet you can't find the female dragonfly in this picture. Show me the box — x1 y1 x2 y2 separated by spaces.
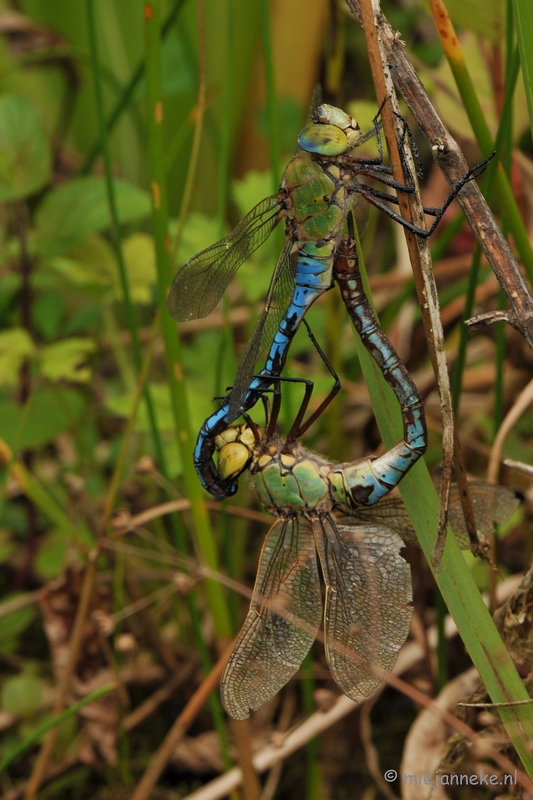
168 101 486 498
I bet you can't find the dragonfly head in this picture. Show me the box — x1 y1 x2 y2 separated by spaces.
215 425 256 481
298 104 363 157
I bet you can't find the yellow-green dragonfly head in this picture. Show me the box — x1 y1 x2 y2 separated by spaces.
298 104 363 157
215 424 256 481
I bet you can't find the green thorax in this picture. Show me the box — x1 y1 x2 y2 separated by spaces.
250 436 332 516
281 155 348 245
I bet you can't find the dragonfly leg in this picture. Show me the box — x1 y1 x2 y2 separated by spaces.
288 319 341 440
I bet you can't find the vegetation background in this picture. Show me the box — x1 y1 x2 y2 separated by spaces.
0 0 532 798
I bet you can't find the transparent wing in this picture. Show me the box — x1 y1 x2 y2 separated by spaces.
167 195 284 321
313 516 412 703
226 239 295 417
344 482 520 549
221 516 321 720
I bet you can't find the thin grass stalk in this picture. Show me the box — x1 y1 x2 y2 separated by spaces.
353 234 533 778
82 0 186 175
23 290 161 798
0 684 117 773
0 439 92 545
144 8 254 790
214 0 237 402
451 48 520 415
86 0 172 491
259 0 281 190
143 0 231 638
512 0 533 138
427 0 533 280
300 651 323 800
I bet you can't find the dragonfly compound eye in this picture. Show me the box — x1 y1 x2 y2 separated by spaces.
298 120 349 157
217 441 251 480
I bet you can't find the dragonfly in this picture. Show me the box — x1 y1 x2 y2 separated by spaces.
167 99 488 498
214 399 519 720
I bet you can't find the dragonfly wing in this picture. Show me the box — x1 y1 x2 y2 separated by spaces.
221 516 321 719
339 497 419 547
167 195 283 321
314 516 412 703
227 239 295 417
447 482 520 548
345 482 520 550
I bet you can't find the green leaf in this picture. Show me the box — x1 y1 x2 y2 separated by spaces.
513 0 533 141
0 94 51 202
34 529 68 580
0 601 35 656
0 328 35 387
39 338 96 383
121 232 156 303
1 674 43 718
174 212 222 266
35 176 151 257
0 387 86 450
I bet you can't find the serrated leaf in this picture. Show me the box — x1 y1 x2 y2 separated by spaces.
0 387 86 449
35 176 151 257
39 338 96 383
0 94 51 202
0 328 35 387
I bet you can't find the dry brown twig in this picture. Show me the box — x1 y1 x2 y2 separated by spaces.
345 0 533 349
354 0 480 569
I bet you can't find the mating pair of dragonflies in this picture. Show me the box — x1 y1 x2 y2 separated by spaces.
166 99 518 719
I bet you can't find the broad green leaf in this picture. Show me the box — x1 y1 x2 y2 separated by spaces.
35 176 151 257
0 94 51 202
1 674 43 717
34 530 69 580
0 328 35 387
232 170 272 220
48 232 156 304
47 235 117 296
0 387 86 450
174 212 222 266
0 602 35 656
39 338 96 383
121 232 156 303
105 382 175 431
0 530 14 564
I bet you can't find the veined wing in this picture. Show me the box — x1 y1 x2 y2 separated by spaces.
313 516 412 703
221 515 321 720
167 195 284 322
227 239 295 418
344 482 520 550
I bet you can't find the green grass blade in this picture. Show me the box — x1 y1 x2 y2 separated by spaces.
0 683 117 773
143 0 232 640
428 0 533 280
512 0 533 139
353 242 533 777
